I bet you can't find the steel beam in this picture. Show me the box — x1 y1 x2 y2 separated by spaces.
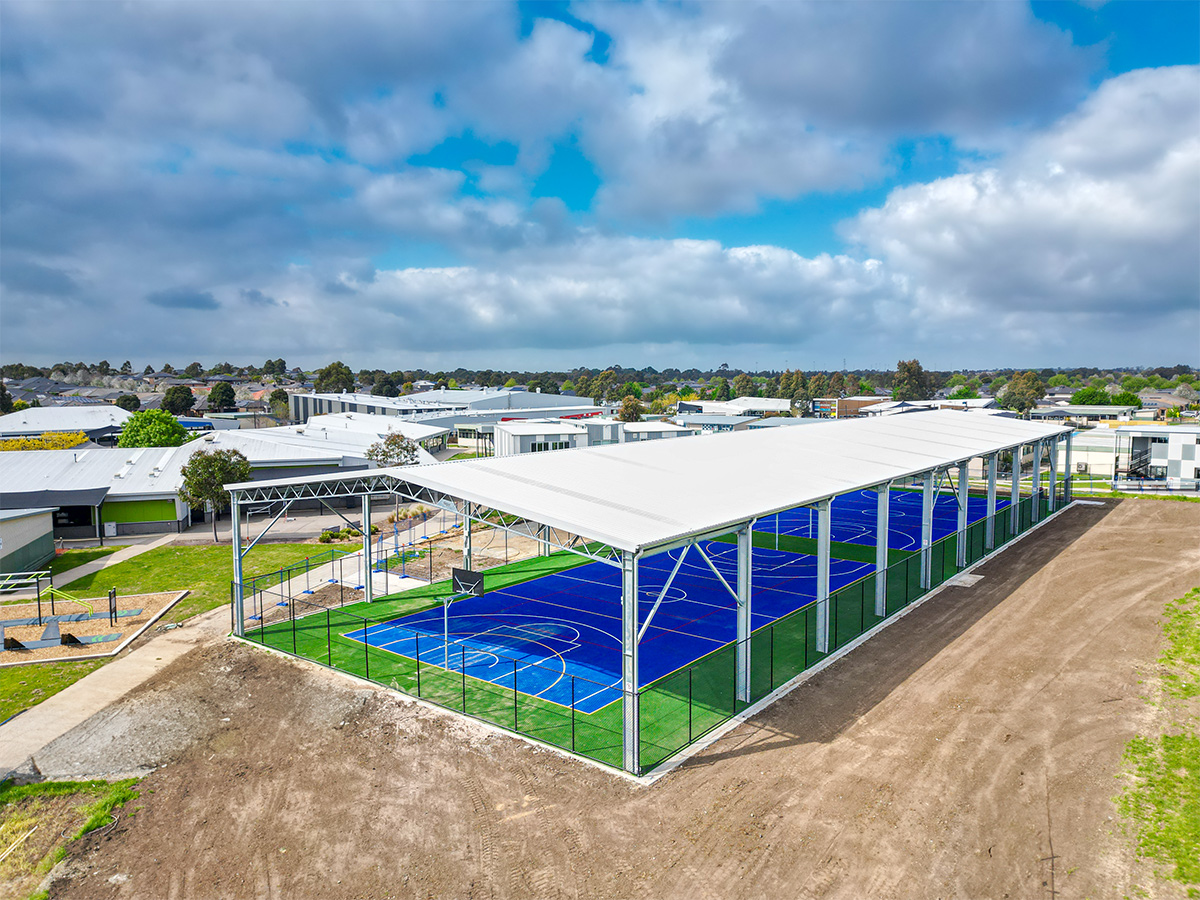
621 551 640 775
956 462 969 567
874 483 889 616
816 499 831 654
736 525 753 703
231 493 244 636
985 453 998 549
920 470 935 589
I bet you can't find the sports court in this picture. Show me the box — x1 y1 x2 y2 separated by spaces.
231 411 1074 775
344 541 874 713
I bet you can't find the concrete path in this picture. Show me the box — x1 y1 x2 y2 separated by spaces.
0 603 228 782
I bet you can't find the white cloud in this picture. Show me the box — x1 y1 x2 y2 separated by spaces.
848 66 1200 323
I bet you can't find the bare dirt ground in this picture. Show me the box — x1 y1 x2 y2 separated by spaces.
31 499 1200 900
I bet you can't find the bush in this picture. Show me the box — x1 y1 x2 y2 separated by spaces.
0 430 88 452
318 532 333 544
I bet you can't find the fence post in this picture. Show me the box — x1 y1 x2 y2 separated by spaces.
571 677 576 752
513 660 518 730
290 598 297 654
416 632 422 695
461 644 467 712
769 625 775 690
364 620 370 681
688 667 693 742
326 608 332 667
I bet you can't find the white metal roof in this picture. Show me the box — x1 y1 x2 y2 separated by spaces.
0 405 132 436
494 420 588 437
233 410 1071 554
0 447 184 499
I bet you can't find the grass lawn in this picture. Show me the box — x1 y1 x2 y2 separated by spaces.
48 546 127 578
60 541 325 624
1117 587 1200 893
0 660 107 724
448 451 484 460
0 778 140 900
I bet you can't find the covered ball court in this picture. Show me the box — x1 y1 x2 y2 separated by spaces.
228 411 1074 776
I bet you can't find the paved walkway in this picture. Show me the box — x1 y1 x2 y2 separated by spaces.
0 602 228 782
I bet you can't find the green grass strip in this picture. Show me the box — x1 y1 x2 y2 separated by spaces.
1117 733 1200 887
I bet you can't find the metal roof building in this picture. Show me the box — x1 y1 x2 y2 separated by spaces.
228 411 1075 774
0 406 132 441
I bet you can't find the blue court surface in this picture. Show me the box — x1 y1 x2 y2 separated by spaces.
342 488 1003 713
756 488 1010 551
343 542 873 713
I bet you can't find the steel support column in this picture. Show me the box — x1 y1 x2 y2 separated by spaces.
231 493 244 636
1010 445 1022 535
462 502 473 571
621 551 640 775
873 484 889 616
815 500 832 654
1064 431 1073 503
985 453 998 549
1031 441 1043 524
956 462 969 567
361 496 373 602
735 525 753 703
1048 435 1059 513
920 470 935 589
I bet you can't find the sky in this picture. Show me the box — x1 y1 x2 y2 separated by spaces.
1 0 1197 373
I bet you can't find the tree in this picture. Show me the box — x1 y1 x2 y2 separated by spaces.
118 409 189 447
269 389 290 420
315 360 355 394
1001 371 1045 416
161 363 176 374
731 373 756 398
366 431 419 468
0 381 12 415
1047 374 1070 387
178 448 252 542
892 359 932 401
844 374 860 396
504 377 518 388
617 395 644 422
115 393 141 412
162 385 196 416
143 364 154 375
828 372 845 396
120 360 133 375
948 385 979 400
710 376 731 401
1070 386 1109 405
808 373 829 399
1111 391 1142 408
183 362 204 378
208 382 236 411
371 374 400 397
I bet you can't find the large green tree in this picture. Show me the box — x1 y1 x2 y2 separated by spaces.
208 382 236 411
117 409 189 447
315 360 355 393
366 432 419 519
0 382 12 415
617 395 644 422
114 393 141 412
1001 371 1046 416
178 448 253 542
162 385 196 416
731 373 756 398
892 359 932 401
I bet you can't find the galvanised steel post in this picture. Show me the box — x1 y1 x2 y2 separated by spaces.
231 492 244 637
985 453 998 549
956 462 969 568
1010 444 1022 535
816 499 832 654
621 550 640 774
920 470 935 589
735 524 753 703
874 483 889 617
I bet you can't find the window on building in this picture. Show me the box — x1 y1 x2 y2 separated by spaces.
1150 436 1168 444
